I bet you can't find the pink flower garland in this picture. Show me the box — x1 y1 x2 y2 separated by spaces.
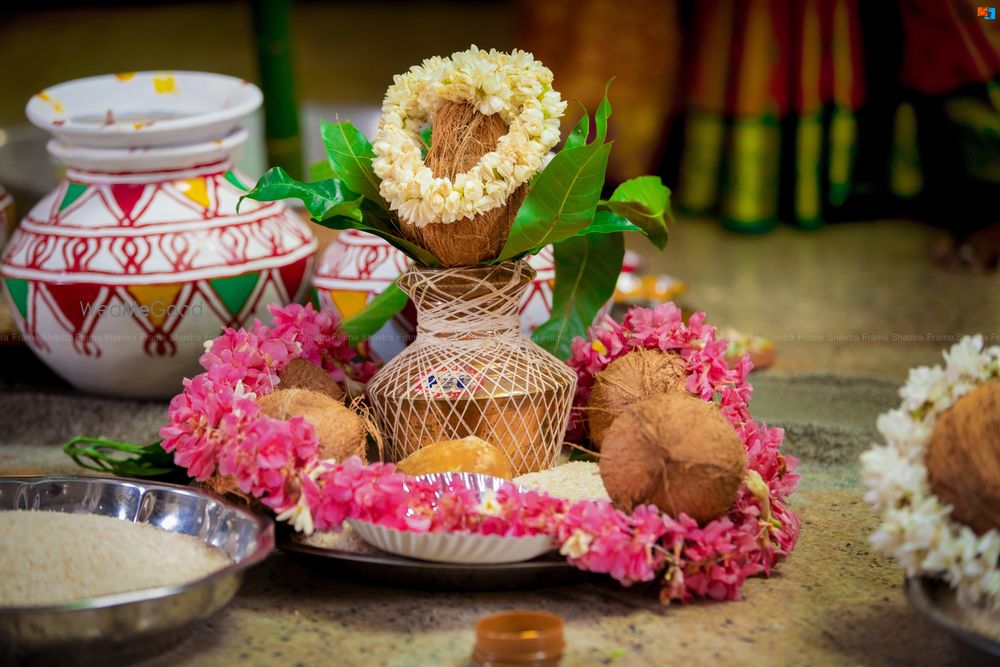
160 303 376 509
565 302 801 601
159 302 799 604
298 456 670 586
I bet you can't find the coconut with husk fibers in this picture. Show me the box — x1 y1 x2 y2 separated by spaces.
587 349 689 448
401 101 527 267
599 392 745 523
197 371 363 502
926 378 1000 535
257 388 366 463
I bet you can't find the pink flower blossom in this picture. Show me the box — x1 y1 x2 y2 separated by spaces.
160 302 378 487
268 303 377 383
217 415 320 512
565 302 801 602
199 324 297 394
160 375 259 481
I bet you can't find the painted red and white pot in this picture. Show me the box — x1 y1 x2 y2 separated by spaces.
313 230 556 362
0 72 316 398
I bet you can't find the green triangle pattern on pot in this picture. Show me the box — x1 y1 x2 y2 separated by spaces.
4 278 29 320
59 182 88 211
211 272 260 316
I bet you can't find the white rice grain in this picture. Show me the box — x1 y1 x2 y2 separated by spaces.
0 510 231 607
515 462 610 502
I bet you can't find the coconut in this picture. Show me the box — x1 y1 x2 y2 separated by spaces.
587 349 688 448
278 358 345 402
257 388 365 463
200 472 251 504
599 392 745 523
403 101 528 267
926 379 1000 535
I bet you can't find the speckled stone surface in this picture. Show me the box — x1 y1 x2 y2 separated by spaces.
0 375 964 666
126 486 955 667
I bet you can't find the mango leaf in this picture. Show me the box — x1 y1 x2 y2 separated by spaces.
240 167 363 222
562 103 589 152
531 232 624 360
320 120 387 209
242 167 441 267
564 80 613 150
497 83 615 261
597 175 672 249
310 159 336 182
592 80 613 144
576 210 643 236
314 212 441 268
420 125 432 158
340 281 408 343
497 142 612 259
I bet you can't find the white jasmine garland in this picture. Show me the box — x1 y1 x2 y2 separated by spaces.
861 335 1000 610
372 46 567 228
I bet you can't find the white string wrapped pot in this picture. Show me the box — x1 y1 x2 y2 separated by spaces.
365 260 577 476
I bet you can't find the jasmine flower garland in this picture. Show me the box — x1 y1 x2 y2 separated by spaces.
861 336 1000 611
372 45 566 228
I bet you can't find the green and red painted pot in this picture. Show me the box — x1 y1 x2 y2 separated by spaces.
0 72 316 398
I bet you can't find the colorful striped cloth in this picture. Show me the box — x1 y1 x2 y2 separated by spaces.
520 0 999 232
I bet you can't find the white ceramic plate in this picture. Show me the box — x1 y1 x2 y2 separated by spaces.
26 71 262 148
348 520 553 565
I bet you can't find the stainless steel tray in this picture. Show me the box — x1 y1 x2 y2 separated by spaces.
279 532 589 591
0 475 274 665
906 577 1000 666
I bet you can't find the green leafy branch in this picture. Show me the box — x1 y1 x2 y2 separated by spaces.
63 437 184 480
242 121 441 267
240 81 672 360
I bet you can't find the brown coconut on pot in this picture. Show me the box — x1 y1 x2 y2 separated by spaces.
587 349 689 448
403 101 528 267
599 392 745 524
257 388 366 463
926 379 1000 535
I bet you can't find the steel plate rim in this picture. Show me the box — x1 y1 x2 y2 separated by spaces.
278 533 572 572
905 576 1000 658
0 474 274 615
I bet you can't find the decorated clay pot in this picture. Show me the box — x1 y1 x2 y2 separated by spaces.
0 72 316 398
313 230 557 362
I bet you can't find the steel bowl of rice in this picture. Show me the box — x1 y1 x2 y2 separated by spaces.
0 475 273 664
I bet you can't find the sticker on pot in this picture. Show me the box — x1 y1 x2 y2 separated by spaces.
414 365 484 398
